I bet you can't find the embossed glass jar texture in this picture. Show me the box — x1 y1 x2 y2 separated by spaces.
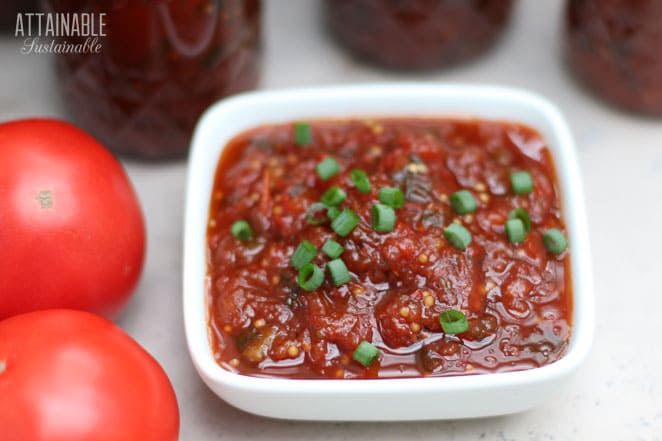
43 0 262 159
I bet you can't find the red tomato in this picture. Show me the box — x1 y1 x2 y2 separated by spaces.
0 119 145 320
0 310 179 441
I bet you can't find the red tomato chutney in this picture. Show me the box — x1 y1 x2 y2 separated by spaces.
206 118 572 379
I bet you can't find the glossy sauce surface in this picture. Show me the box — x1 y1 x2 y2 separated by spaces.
207 119 572 379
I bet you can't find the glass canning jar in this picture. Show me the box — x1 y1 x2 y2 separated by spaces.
565 0 662 115
43 0 262 159
324 0 514 71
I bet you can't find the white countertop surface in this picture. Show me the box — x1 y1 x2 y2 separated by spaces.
2 0 661 439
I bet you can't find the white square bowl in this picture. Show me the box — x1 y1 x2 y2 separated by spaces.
183 83 594 421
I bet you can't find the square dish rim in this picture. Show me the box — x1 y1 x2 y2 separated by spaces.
183 83 594 420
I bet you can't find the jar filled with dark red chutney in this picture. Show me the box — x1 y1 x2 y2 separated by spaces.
43 0 261 159
565 0 662 115
324 0 514 70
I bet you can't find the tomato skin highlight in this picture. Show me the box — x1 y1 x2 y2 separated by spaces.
0 119 146 320
0 309 179 441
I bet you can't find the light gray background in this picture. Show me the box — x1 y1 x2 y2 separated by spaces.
1 0 661 440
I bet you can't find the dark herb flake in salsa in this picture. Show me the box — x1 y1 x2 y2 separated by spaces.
206 118 572 379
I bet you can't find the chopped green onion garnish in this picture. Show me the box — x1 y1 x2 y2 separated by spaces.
450 189 477 214
294 122 312 146
297 263 324 291
331 209 360 237
439 309 469 334
505 218 526 244
305 202 328 225
508 208 532 232
327 206 341 221
291 240 317 270
322 239 344 259
444 223 472 251
371 203 396 233
316 157 340 181
351 169 371 193
352 341 380 367
231 220 252 241
543 228 568 255
510 171 534 195
327 258 350 287
378 187 404 209
321 186 346 207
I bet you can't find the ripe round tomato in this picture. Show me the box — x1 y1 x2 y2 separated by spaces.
0 119 145 320
0 310 179 441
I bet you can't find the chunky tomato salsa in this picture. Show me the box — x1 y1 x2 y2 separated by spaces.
206 118 572 379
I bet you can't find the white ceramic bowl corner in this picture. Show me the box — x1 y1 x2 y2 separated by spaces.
183 84 594 421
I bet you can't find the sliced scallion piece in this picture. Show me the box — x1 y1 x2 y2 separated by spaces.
378 187 404 209
371 203 396 233
322 239 344 259
351 169 371 193
439 309 469 334
297 263 324 291
543 228 568 255
327 258 350 287
305 202 328 225
294 122 312 146
352 341 380 367
510 171 534 195
331 209 360 237
508 208 532 232
450 189 477 214
505 218 526 244
231 220 252 241
443 223 472 251
291 240 317 270
321 186 346 207
316 157 340 181
327 206 341 221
